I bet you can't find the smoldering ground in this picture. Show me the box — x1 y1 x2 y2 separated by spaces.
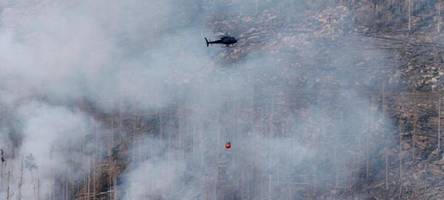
0 0 397 199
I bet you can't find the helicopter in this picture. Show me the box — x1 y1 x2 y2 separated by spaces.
205 35 237 47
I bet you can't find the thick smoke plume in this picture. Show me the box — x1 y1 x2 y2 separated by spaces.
0 0 396 199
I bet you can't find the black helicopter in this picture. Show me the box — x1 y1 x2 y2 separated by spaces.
205 35 237 47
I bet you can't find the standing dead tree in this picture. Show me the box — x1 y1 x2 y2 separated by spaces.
438 1 442 32
408 0 413 32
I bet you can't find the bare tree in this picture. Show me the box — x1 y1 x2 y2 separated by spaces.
6 169 11 200
408 0 413 32
438 2 442 32
438 96 442 152
18 157 24 200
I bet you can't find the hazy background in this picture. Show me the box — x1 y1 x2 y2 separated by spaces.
0 0 396 199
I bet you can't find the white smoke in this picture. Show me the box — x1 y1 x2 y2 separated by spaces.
16 102 97 199
0 0 396 199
